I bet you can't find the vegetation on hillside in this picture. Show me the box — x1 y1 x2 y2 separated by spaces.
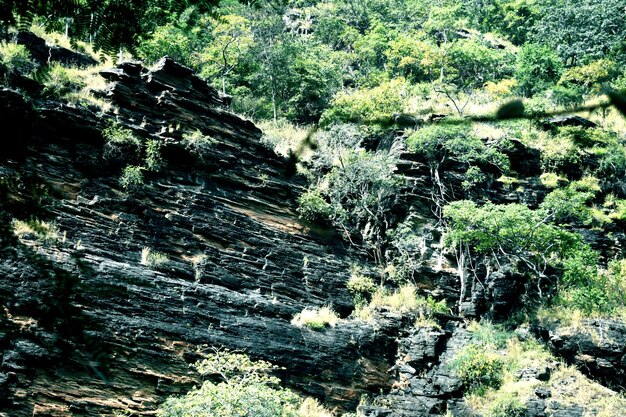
2 0 626 415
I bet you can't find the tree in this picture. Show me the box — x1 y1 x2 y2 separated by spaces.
531 0 626 66
137 8 207 69
514 44 563 97
196 14 254 95
158 350 302 417
443 200 586 303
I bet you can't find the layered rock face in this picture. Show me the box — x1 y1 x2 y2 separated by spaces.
0 58 398 416
2 36 625 417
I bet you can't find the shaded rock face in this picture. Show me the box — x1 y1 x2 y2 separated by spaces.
14 31 98 68
535 319 626 391
359 323 469 417
0 58 399 416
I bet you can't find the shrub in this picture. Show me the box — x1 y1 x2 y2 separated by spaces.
557 126 615 148
103 122 140 146
451 343 505 395
140 247 169 270
12 219 60 244
548 83 584 108
514 44 563 97
364 284 447 316
291 306 339 330
559 59 618 93
320 150 404 256
596 142 626 197
145 139 163 172
297 188 332 223
182 130 217 156
41 63 86 98
346 270 376 305
319 78 408 128
484 78 517 99
443 200 589 297
557 253 626 316
406 124 510 173
120 165 144 191
486 393 525 417
536 133 580 173
540 173 566 189
385 216 429 283
0 42 34 76
605 196 626 221
158 350 302 417
540 186 596 225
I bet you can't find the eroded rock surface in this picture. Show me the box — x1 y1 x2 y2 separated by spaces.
0 58 396 416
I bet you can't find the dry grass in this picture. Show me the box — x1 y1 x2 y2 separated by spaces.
257 119 315 161
140 247 169 269
12 219 61 244
291 306 339 330
298 397 333 417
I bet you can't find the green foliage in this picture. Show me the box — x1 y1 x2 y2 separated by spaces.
557 251 626 316
319 78 408 128
469 0 540 45
347 269 376 306
120 165 144 191
539 186 596 225
347 272 376 296
486 393 525 417
451 321 515 396
531 0 626 65
444 38 515 91
0 41 34 76
12 218 60 245
540 173 565 189
103 122 140 145
145 139 163 172
443 200 586 281
452 343 505 396
358 284 447 320
514 44 563 97
159 350 302 417
137 11 202 68
596 141 626 197
559 59 618 94
384 215 428 282
41 63 85 98
557 126 615 148
182 130 217 156
384 31 437 82
297 188 331 223
406 124 510 173
322 150 404 257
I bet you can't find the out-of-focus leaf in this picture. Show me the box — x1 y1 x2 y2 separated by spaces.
496 100 525 120
605 89 626 119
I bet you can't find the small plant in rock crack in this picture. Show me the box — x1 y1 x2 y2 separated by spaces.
140 247 169 269
119 165 144 192
181 130 217 157
291 306 339 330
144 139 163 171
102 121 141 162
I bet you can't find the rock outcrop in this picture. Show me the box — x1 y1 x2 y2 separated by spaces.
1 33 625 417
0 57 397 416
535 319 626 391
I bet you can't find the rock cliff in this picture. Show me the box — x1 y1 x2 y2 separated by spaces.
1 34 625 417
0 56 398 416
